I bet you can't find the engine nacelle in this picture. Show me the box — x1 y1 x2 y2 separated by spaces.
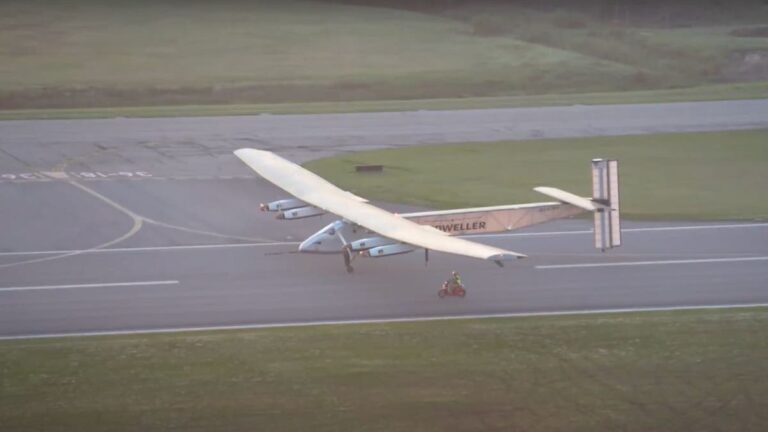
360 243 415 257
349 237 394 251
277 206 325 220
260 198 305 212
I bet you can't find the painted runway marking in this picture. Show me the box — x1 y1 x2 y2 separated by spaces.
1 222 765 258
537 256 768 269
0 171 152 182
0 241 300 257
1 303 766 341
466 222 768 239
0 180 145 269
67 171 153 180
0 172 259 183
0 180 273 269
0 280 179 293
1 172 50 181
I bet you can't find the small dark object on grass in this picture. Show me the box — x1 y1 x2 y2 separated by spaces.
355 165 384 173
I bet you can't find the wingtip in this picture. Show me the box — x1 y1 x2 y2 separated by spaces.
234 148 275 161
492 253 527 267
233 148 251 158
488 252 527 262
234 147 256 155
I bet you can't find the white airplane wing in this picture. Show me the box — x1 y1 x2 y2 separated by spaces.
234 148 526 263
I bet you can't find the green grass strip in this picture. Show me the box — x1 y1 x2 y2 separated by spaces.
2 82 767 120
2 307 767 431
305 129 768 220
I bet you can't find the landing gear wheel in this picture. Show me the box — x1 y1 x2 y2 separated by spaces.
346 265 354 274
438 289 448 298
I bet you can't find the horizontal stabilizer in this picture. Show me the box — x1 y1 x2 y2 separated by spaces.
533 187 606 211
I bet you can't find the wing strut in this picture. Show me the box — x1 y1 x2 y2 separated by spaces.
336 229 354 274
342 246 354 274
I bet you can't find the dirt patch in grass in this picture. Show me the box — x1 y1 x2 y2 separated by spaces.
731 26 768 38
723 50 768 81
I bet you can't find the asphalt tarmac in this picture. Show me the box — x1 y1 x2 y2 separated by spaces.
1 100 767 338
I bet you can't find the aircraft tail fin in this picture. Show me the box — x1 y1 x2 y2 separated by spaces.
534 159 621 251
591 159 621 251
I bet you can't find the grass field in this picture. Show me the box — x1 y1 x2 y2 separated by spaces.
0 0 636 109
2 81 768 120
305 129 768 220
2 0 768 110
2 307 767 431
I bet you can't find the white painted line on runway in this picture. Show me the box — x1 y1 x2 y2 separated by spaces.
0 280 179 293
627 222 768 232
466 222 768 239
1 222 766 258
465 230 595 238
1 303 767 341
537 256 768 270
0 242 300 257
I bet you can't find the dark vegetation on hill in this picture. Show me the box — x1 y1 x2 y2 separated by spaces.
329 0 768 27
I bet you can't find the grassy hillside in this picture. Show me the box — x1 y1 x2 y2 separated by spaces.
444 4 768 86
0 0 637 108
1 0 768 109
335 0 768 27
305 129 768 220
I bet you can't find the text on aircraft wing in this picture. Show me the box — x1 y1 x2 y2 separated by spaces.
234 148 526 261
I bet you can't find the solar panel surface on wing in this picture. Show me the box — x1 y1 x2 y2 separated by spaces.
234 148 526 261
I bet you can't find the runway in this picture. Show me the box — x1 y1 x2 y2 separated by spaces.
1 100 767 338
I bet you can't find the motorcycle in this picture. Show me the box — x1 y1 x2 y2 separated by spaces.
438 281 466 298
